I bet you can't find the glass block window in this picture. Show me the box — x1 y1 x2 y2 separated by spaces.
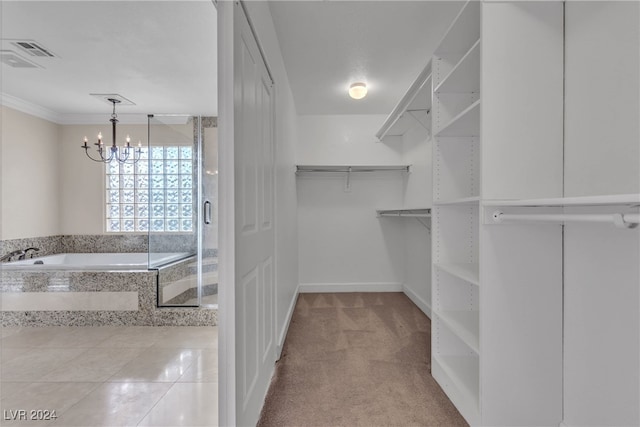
106 146 194 233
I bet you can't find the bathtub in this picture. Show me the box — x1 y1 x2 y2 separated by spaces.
3 252 192 270
1 251 215 327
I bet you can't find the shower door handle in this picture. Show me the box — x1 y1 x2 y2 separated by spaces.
204 201 212 225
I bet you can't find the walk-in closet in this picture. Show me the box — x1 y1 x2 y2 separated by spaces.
218 1 639 425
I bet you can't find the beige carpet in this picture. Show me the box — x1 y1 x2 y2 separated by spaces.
257 292 468 427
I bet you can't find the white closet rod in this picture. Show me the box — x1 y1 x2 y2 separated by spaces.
492 211 640 229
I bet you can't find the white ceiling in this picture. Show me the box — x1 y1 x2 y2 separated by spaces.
1 1 464 122
0 1 217 122
268 1 464 115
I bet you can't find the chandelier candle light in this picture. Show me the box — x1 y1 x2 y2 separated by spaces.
81 98 142 164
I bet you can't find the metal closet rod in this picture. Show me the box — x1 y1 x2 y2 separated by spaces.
492 211 640 229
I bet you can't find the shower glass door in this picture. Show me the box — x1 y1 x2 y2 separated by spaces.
148 115 200 306
200 118 218 308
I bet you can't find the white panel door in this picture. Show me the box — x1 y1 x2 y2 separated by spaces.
234 4 275 425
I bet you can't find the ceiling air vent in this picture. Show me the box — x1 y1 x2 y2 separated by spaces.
0 50 41 68
11 40 56 58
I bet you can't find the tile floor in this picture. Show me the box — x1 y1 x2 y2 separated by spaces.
0 326 218 426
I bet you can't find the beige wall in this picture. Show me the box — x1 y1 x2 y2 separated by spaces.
59 123 149 234
1 106 61 240
2 109 200 239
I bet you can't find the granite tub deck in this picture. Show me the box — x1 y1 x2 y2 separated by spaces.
0 268 217 327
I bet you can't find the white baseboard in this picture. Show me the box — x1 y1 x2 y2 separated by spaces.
402 284 432 318
276 285 299 360
298 282 404 293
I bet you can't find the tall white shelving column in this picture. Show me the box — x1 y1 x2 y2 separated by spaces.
431 1 481 424
431 1 564 425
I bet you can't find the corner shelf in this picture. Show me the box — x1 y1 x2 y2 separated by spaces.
376 62 432 143
435 100 480 138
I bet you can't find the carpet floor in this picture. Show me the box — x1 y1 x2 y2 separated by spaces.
257 292 468 427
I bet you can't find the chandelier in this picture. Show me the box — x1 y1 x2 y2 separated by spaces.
81 98 142 164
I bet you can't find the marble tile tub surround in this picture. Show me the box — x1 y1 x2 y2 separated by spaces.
1 270 217 326
0 233 204 259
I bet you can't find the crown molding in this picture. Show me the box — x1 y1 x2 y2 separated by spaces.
1 92 62 123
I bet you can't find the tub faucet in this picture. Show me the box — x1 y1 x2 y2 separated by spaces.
0 250 25 263
22 248 40 259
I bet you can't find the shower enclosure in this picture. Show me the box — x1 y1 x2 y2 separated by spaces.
147 115 218 308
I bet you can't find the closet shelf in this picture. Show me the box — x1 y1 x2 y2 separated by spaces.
432 354 480 422
376 208 431 218
436 310 479 354
435 100 480 137
434 0 481 58
376 63 432 143
434 196 480 206
435 262 479 286
296 165 410 173
434 39 480 94
483 193 640 207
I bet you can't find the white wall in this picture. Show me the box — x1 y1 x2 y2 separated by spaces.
1 106 61 240
297 114 409 290
563 3 640 426
401 124 433 314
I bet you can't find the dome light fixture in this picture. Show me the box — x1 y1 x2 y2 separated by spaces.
348 82 368 100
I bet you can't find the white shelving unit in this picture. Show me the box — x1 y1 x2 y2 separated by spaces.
375 62 432 143
431 3 481 421
431 2 565 425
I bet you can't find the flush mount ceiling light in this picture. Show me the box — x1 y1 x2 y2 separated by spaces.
348 82 368 100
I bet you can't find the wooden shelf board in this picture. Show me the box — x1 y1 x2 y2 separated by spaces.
435 262 479 286
435 100 480 137
434 39 480 94
483 193 640 208
436 310 479 354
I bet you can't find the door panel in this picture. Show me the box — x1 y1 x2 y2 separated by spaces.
234 3 275 425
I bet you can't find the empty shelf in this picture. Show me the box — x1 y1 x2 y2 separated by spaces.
377 208 431 218
435 100 480 137
434 196 480 206
436 310 479 354
434 39 480 94
483 193 640 207
296 165 410 173
432 354 480 424
376 65 432 142
435 262 479 286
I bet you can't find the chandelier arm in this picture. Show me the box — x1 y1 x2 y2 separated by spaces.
83 147 112 163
